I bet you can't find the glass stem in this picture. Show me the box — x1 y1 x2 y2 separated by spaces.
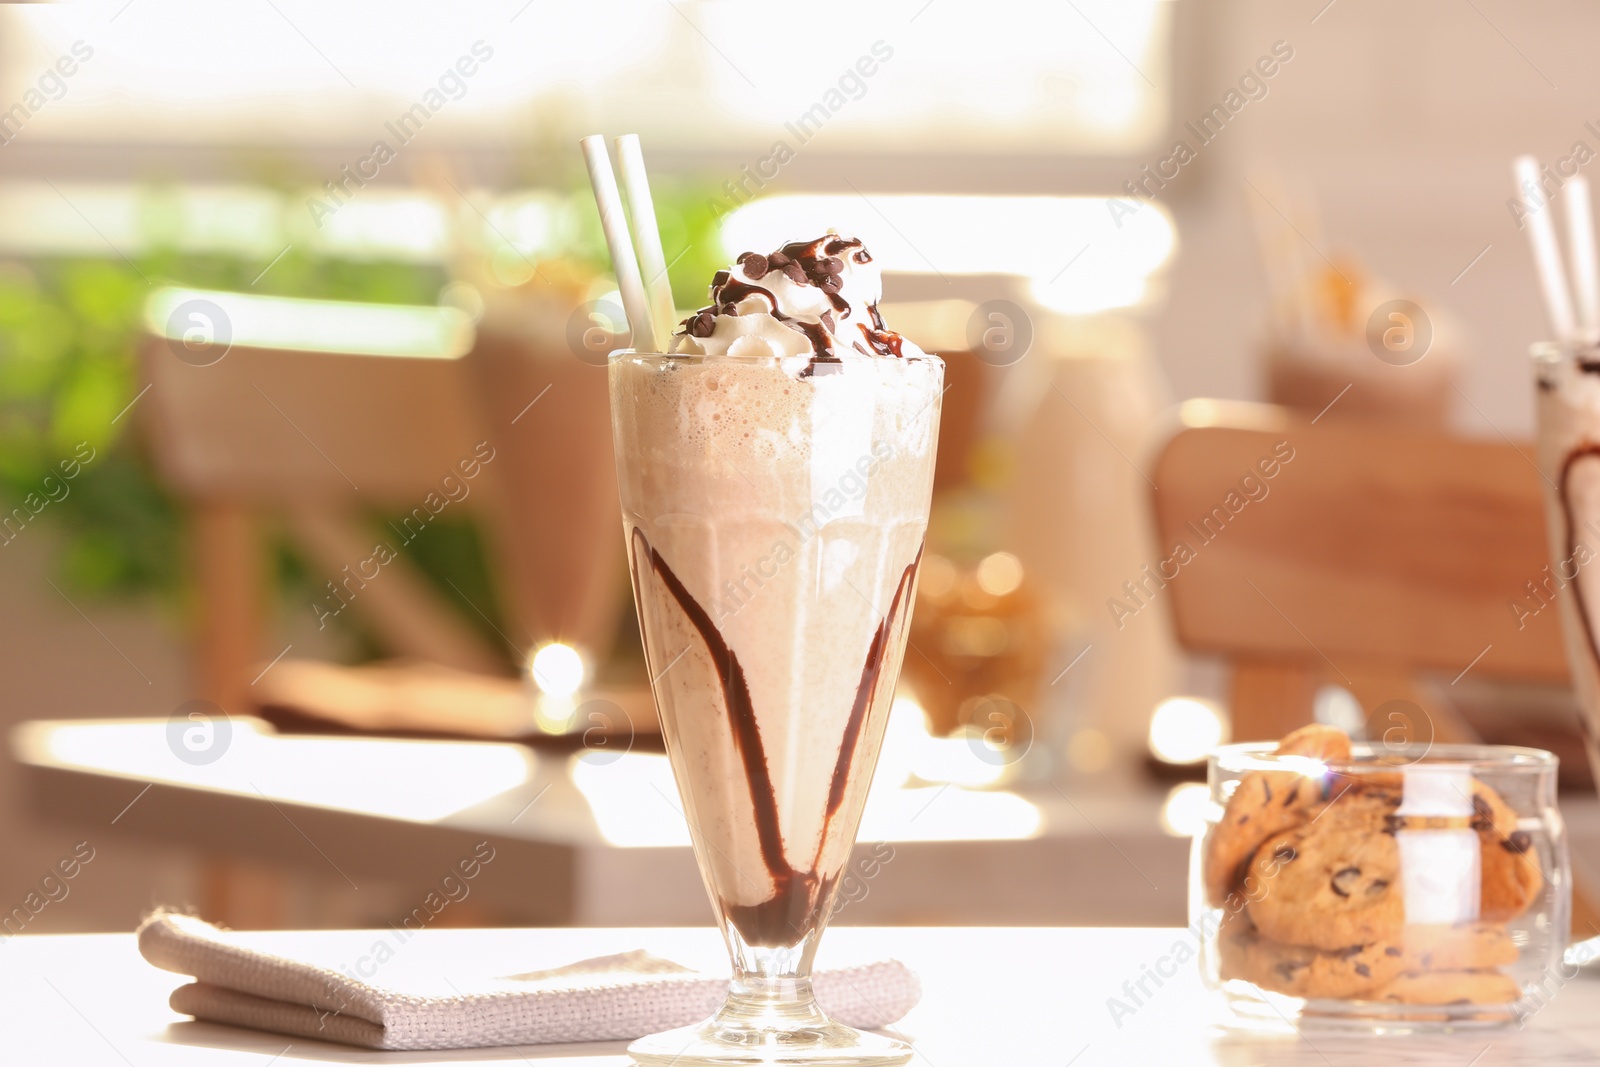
720 928 829 1026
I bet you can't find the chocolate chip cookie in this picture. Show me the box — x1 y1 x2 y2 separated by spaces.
1326 770 1543 921
1246 817 1405 952
1217 907 1405 998
1220 911 1521 1000
1369 968 1521 1006
1400 921 1519 971
1468 784 1544 921
1204 724 1353 907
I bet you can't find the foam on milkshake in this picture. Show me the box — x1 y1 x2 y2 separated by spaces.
611 236 940 945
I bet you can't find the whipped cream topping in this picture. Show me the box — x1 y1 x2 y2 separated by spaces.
669 235 927 364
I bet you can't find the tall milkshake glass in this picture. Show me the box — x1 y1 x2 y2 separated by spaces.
611 333 940 1065
1534 340 1600 782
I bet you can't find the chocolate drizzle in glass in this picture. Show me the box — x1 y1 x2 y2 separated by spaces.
628 525 922 946
821 544 924 830
1561 446 1600 672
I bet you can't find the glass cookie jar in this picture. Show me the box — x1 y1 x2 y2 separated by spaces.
1193 740 1570 1029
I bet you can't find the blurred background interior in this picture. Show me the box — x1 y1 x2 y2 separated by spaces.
6 0 1600 937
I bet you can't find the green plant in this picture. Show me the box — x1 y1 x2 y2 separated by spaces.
0 248 445 591
0 174 734 664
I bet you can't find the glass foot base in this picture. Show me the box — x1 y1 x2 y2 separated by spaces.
628 1016 912 1066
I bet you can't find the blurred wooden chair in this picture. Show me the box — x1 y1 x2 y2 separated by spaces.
1148 398 1568 744
139 293 507 712
139 290 633 706
135 289 635 923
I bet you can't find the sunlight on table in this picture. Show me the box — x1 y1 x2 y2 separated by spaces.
570 696 1042 849
1147 696 1226 765
1159 782 1211 838
528 642 585 697
39 719 531 822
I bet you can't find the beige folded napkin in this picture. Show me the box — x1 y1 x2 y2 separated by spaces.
138 911 920 1051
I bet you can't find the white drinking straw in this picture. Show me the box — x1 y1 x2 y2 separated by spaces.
1514 154 1577 341
613 134 678 347
579 134 658 352
1565 177 1600 342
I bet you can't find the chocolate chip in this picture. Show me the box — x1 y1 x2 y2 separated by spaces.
1503 830 1532 854
1272 844 1297 863
741 254 769 281
1384 946 1402 957
1448 998 1472 1006
1473 794 1492 821
1276 960 1308 979
712 269 730 288
767 251 791 268
820 256 844 275
820 311 836 334
688 312 716 338
1336 945 1365 959
1355 964 1371 978
1283 783 1300 807
820 273 843 294
782 262 807 284
1367 879 1389 894
1330 867 1361 897
1261 780 1273 804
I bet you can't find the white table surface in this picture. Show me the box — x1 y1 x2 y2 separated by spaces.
10 719 1191 928
5 926 1600 1065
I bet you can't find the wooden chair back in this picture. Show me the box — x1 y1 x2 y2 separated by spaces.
140 293 504 714
1148 399 1568 742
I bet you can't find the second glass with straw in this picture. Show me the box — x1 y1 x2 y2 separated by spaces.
1517 160 1600 978
1519 164 1600 784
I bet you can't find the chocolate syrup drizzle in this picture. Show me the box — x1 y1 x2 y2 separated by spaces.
678 235 913 375
1561 446 1600 673
821 543 923 832
628 525 922 946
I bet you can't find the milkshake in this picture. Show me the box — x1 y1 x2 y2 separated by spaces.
611 235 940 1065
1534 341 1600 784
